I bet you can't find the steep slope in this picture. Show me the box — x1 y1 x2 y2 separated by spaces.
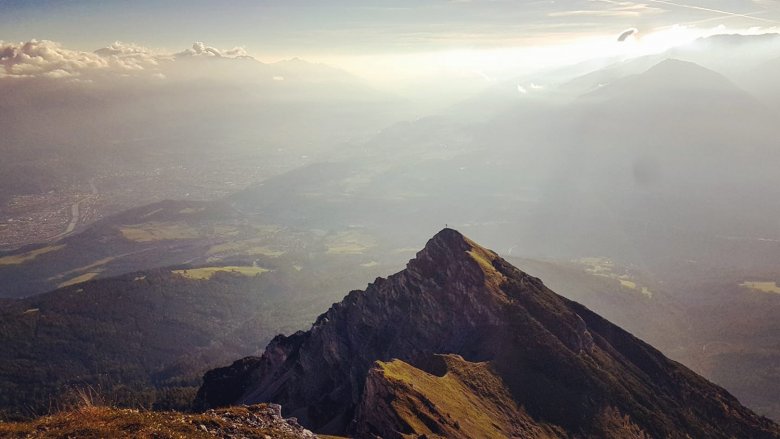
354 354 561 439
197 229 780 438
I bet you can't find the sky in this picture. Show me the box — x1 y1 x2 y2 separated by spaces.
2 0 780 83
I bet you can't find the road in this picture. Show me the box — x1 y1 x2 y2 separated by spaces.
52 178 99 240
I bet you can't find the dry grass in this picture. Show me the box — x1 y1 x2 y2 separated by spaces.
375 355 556 439
0 245 66 266
0 405 309 439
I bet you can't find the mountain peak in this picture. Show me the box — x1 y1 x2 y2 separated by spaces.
410 228 504 288
197 233 780 438
581 57 751 105
416 227 473 262
648 58 720 76
633 58 739 92
427 227 469 248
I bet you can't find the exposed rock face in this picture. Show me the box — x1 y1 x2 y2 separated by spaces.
201 404 318 439
197 228 780 438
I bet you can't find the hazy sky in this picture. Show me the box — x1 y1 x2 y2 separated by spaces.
2 0 780 81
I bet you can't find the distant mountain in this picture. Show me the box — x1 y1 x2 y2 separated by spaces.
557 33 780 97
557 55 662 97
197 229 779 438
665 33 780 78
580 58 756 105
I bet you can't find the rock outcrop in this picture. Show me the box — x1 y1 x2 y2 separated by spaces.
197 228 780 438
0 403 317 438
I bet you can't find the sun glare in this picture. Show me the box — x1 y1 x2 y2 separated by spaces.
319 24 778 90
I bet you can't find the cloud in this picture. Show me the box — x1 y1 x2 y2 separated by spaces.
649 0 779 24
175 42 254 59
0 39 167 79
0 40 254 80
550 1 665 18
1 40 104 78
94 41 169 69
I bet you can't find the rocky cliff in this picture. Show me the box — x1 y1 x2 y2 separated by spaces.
197 228 780 438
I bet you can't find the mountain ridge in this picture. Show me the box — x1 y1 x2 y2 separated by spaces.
197 229 780 438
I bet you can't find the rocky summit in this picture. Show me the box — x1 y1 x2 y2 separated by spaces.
197 228 780 439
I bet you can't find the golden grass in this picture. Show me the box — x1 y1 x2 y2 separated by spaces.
376 355 553 439
0 244 66 266
740 281 780 294
172 266 269 280
119 222 201 242
465 239 506 294
58 272 99 288
0 405 307 439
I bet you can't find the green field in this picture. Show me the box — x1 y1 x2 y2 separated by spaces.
740 281 780 294
325 230 376 255
172 266 269 280
119 222 202 242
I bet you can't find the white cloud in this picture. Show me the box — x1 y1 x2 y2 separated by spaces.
1 40 107 78
550 1 665 18
0 40 254 80
94 41 169 69
175 42 254 59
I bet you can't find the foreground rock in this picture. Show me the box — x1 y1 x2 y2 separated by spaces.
198 228 780 438
0 404 317 438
